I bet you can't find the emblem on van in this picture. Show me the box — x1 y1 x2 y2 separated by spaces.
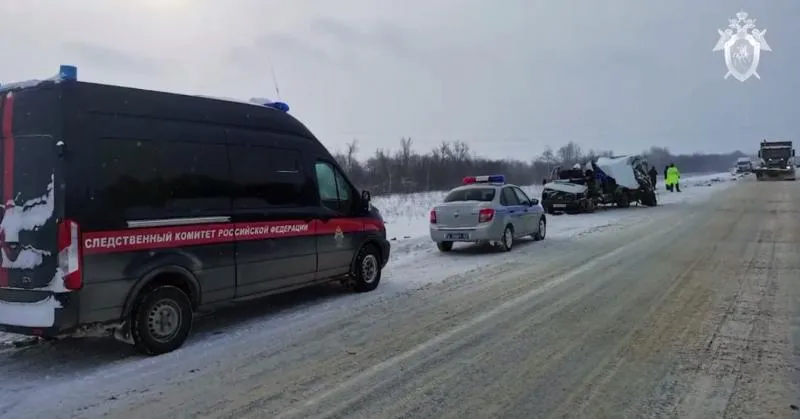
334 226 344 248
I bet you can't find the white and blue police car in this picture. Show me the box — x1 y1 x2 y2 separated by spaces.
429 175 546 252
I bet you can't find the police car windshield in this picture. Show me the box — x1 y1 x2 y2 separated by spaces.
444 187 496 202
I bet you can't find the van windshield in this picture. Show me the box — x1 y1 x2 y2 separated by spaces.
444 187 496 202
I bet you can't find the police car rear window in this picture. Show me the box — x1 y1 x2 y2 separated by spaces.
444 187 496 202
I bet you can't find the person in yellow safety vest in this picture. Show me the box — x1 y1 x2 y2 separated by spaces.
666 163 681 192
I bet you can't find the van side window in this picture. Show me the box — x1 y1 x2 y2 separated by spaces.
315 161 352 213
228 145 313 209
93 138 231 221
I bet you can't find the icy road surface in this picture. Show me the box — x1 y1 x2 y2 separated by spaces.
7 172 795 419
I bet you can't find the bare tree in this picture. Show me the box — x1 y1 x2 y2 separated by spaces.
345 139 359 172
339 137 745 196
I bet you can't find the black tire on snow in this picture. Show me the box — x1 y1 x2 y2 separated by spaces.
533 217 546 241
616 193 630 208
501 225 514 252
641 191 657 207
437 241 454 252
131 285 193 356
352 244 383 293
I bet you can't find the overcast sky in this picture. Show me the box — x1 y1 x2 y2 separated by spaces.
1 0 798 160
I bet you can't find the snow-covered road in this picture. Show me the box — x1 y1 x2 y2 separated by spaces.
0 172 745 417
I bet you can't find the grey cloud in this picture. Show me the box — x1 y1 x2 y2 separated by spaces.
61 42 164 76
2 0 798 159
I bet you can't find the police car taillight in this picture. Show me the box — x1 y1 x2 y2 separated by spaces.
429 209 437 224
478 208 495 223
58 219 83 290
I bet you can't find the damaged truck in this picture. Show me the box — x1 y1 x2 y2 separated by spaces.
541 155 657 214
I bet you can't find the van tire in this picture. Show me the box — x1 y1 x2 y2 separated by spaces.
437 241 453 252
352 244 382 293
130 285 193 356
616 191 630 208
641 191 657 207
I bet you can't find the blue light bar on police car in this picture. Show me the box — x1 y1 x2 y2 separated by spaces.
462 174 505 185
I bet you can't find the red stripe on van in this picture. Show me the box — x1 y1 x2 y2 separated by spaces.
81 217 382 255
0 93 14 287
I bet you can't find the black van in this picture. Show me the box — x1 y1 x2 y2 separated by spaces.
0 66 390 355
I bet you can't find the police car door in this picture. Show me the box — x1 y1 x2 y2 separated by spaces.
511 186 536 235
313 159 361 279
500 187 528 235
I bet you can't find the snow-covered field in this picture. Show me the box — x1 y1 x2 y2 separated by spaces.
0 171 744 417
374 171 741 243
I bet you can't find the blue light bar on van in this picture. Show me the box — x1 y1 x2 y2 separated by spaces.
0 65 78 92
59 65 77 81
265 101 290 112
249 97 290 112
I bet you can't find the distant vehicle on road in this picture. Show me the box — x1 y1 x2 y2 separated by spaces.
429 175 546 252
754 140 796 181
735 157 753 174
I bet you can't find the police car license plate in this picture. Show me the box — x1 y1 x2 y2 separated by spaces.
553 204 566 208
446 233 469 240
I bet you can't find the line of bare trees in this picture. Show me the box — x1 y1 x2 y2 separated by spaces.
332 138 745 195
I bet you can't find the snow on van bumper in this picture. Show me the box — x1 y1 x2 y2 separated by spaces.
0 295 61 328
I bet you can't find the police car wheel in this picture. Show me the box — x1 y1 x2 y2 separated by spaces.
131 285 193 356
437 241 453 252
501 225 514 251
533 217 546 241
352 244 382 293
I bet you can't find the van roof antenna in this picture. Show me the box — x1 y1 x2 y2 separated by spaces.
268 56 281 100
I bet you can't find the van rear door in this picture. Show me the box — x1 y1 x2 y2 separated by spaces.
0 92 64 292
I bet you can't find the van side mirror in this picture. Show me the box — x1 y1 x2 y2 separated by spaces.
530 198 539 206
793 149 796 157
758 150 762 158
361 190 371 203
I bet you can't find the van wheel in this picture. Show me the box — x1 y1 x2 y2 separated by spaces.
616 192 630 208
131 285 193 356
437 241 453 252
642 191 657 206
352 244 382 293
